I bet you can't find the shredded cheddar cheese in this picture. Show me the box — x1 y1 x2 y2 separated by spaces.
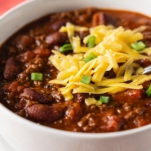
49 23 151 102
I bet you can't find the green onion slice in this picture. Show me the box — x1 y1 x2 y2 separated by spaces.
99 96 110 103
88 36 96 48
31 72 43 81
89 52 97 58
83 57 92 63
59 43 73 53
131 41 146 51
83 52 97 63
146 84 151 96
80 75 91 84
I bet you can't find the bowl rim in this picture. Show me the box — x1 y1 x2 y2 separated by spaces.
1 0 151 138
1 99 151 139
0 0 30 19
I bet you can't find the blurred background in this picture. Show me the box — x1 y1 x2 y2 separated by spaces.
0 0 25 15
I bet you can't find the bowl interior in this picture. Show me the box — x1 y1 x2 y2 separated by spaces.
1 0 151 151
1 0 151 136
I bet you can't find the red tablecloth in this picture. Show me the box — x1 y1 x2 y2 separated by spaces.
0 0 25 15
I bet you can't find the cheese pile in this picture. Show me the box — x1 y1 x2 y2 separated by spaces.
49 23 151 101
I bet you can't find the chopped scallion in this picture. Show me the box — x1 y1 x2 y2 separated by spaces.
146 84 151 96
31 72 43 81
99 96 110 103
83 57 92 63
88 36 96 48
131 41 146 51
59 43 73 53
83 52 97 63
80 75 91 84
89 52 97 59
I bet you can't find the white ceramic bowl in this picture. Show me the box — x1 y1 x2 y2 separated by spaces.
1 0 151 151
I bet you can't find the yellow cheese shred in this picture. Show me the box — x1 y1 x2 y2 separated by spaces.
49 23 151 101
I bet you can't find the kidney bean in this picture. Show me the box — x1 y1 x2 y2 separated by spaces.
26 104 64 123
45 32 68 45
92 12 107 26
20 88 52 104
17 51 35 63
92 12 115 27
5 81 24 94
4 57 21 80
17 35 34 49
33 46 51 57
51 19 73 31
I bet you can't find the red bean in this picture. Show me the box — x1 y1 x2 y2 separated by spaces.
4 57 20 80
92 12 115 27
45 32 68 45
92 12 107 26
33 46 51 57
20 88 52 104
17 51 35 63
5 81 24 93
26 104 64 123
51 19 73 31
17 35 34 49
